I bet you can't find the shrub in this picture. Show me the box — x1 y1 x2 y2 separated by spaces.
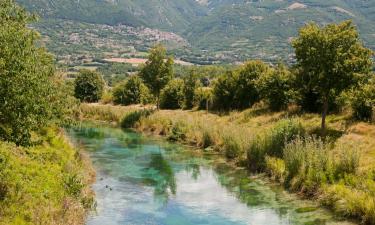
258 63 296 111
74 70 105 103
222 135 241 159
64 174 84 198
159 79 185 109
247 119 304 171
284 137 334 193
265 156 286 182
113 75 152 106
334 146 360 178
121 109 154 128
351 83 375 121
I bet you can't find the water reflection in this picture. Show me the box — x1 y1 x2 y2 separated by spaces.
142 152 177 204
67 124 355 225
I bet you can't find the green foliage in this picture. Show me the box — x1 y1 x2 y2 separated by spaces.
235 60 270 109
183 71 201 109
247 119 304 171
222 134 245 159
284 137 360 194
159 79 185 109
167 121 188 142
351 81 375 121
284 137 334 193
292 20 373 131
0 128 93 224
265 156 285 182
74 69 105 103
121 109 154 128
194 87 213 110
213 60 271 110
212 71 238 110
139 45 174 107
258 63 296 111
113 75 152 106
0 0 72 146
64 174 84 199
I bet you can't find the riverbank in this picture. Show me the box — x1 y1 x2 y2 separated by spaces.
0 127 95 225
79 103 375 224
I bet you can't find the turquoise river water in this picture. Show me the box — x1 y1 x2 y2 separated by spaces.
67 124 355 225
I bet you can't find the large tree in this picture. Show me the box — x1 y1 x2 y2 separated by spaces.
139 45 174 108
74 70 105 103
292 21 373 133
0 0 70 146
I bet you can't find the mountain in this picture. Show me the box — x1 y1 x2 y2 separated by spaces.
17 0 206 32
186 0 375 61
17 0 375 63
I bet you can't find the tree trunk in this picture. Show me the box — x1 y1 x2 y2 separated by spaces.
321 99 328 136
156 95 160 110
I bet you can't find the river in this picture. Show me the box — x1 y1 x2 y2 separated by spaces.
67 124 354 225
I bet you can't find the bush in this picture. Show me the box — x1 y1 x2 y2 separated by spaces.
247 119 304 171
64 174 84 198
334 146 360 178
351 83 375 121
258 63 296 111
74 70 105 103
160 79 185 109
222 135 245 159
113 76 152 106
265 156 285 182
283 137 334 193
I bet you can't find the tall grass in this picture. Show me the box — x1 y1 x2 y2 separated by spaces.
0 128 95 225
247 119 304 171
121 109 154 128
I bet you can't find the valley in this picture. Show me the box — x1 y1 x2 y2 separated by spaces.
19 0 375 65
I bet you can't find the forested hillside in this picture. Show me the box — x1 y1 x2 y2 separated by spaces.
17 0 375 63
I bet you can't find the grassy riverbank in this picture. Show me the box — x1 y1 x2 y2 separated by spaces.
0 127 95 225
80 103 375 224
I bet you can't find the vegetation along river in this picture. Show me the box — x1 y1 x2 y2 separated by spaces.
67 124 354 225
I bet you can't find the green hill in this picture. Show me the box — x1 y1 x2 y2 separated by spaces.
17 0 375 63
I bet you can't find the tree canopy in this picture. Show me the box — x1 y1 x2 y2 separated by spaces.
139 45 174 108
74 70 105 103
292 20 373 132
0 0 71 146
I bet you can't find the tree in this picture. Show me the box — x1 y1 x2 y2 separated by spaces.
74 70 105 103
212 71 238 110
139 45 174 108
351 78 375 121
258 63 296 111
235 60 270 109
292 21 373 133
0 0 72 146
159 79 185 109
113 75 152 106
183 70 201 109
